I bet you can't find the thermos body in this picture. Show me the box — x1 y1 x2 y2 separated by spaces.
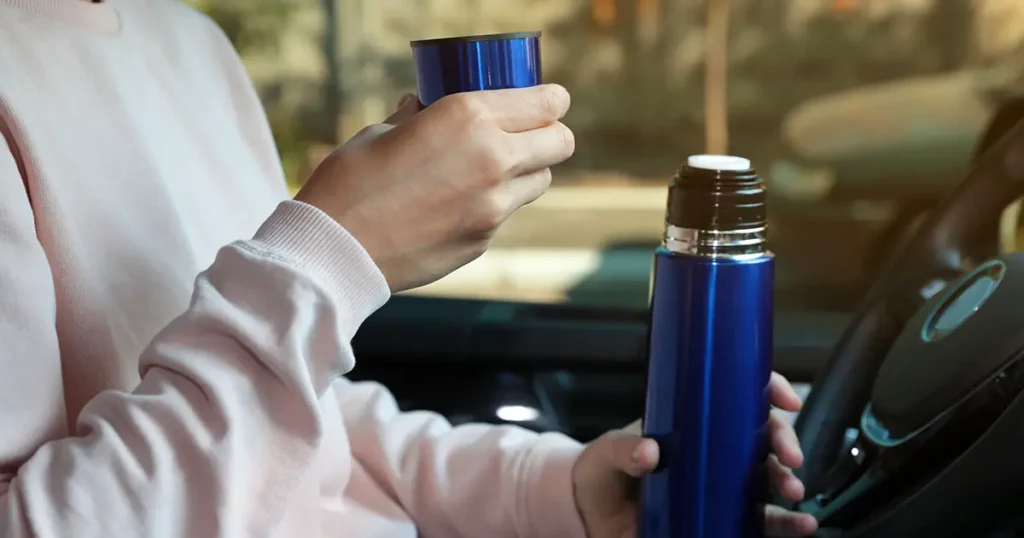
411 31 542 106
642 250 774 538
640 155 775 538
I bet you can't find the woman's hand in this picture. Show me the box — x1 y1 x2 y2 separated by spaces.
572 372 818 538
295 85 574 292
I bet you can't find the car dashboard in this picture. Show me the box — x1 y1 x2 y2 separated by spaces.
349 295 843 441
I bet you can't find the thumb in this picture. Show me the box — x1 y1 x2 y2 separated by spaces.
597 431 660 478
384 93 421 125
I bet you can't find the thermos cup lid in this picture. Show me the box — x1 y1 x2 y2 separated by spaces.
410 31 541 47
687 154 751 171
410 31 543 107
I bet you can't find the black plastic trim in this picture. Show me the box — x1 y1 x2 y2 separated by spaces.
352 295 847 381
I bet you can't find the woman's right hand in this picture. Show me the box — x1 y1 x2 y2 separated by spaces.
295 84 574 292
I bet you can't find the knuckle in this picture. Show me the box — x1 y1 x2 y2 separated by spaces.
532 169 553 196
534 88 557 119
538 167 553 185
463 195 506 237
361 123 385 136
477 140 513 182
363 123 392 139
475 198 506 231
445 92 488 124
344 123 393 149
464 239 491 265
557 123 576 158
537 84 569 117
525 172 552 205
541 174 553 195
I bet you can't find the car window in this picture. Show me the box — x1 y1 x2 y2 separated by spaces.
188 0 1024 314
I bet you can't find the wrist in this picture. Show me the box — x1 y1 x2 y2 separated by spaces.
570 456 591 538
252 200 391 336
520 435 589 538
293 154 394 289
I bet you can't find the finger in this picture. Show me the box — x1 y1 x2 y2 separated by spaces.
770 410 804 469
767 454 805 502
493 168 552 218
466 84 571 132
384 93 421 125
770 372 803 412
598 431 660 478
507 121 575 175
765 505 818 537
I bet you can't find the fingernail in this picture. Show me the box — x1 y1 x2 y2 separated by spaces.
632 446 643 463
398 94 411 107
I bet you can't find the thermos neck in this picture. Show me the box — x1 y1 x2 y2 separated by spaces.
662 155 767 259
663 225 766 258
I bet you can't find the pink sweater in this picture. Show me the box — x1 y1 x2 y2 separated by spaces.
0 1 588 536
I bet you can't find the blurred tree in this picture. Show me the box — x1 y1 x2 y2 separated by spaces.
544 0 979 177
592 0 617 28
924 0 974 71
830 0 862 13
320 0 342 144
185 0 294 54
182 0 989 188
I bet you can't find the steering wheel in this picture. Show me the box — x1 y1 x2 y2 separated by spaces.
792 102 1024 537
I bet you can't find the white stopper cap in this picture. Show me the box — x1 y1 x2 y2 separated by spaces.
687 154 751 171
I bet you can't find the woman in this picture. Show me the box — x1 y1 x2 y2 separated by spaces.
0 1 817 536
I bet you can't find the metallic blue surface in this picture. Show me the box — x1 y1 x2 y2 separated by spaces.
411 32 542 106
640 249 775 538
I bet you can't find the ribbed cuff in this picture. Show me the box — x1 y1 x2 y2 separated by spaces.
251 200 391 337
521 435 588 538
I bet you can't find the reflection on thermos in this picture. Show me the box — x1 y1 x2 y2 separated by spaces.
640 155 774 538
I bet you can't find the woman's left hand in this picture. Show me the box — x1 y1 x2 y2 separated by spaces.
571 372 818 538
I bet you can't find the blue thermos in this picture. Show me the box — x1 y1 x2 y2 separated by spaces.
640 155 774 538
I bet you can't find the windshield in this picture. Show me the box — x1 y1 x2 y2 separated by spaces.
192 0 1024 313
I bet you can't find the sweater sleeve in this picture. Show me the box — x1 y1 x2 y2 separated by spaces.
0 121 391 538
335 377 589 538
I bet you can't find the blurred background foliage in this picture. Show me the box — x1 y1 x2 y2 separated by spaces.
182 0 1024 187
179 0 1024 308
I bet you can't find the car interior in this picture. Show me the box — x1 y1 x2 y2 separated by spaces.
200 1 1024 536
350 98 1024 537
